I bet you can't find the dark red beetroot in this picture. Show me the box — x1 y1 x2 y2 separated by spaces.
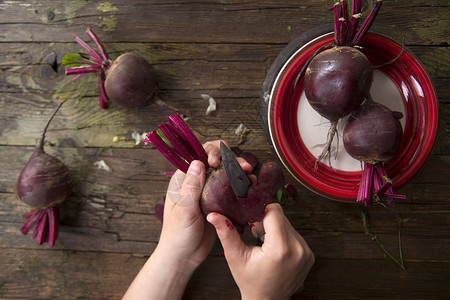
304 46 372 122
17 100 72 246
63 28 158 109
146 114 286 231
302 0 383 168
201 162 285 231
105 53 158 108
343 98 405 205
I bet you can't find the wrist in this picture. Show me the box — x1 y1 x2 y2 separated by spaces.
241 293 289 300
152 245 198 277
122 246 196 300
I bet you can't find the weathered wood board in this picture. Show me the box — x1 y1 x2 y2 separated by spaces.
1 0 449 299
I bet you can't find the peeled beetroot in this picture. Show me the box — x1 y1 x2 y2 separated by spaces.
343 98 405 205
17 100 72 246
201 161 285 231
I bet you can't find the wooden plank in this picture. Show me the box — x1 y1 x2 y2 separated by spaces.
0 0 447 44
0 248 448 299
0 0 449 299
0 43 448 149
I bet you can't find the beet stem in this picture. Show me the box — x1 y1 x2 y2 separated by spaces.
373 43 406 69
357 163 374 205
334 2 342 45
75 36 103 64
159 123 196 163
85 28 110 62
65 65 101 75
168 114 209 167
38 98 69 151
337 17 347 46
374 163 405 203
345 13 362 43
340 0 348 23
351 0 383 46
97 70 108 109
351 0 363 15
72 74 88 82
146 131 190 173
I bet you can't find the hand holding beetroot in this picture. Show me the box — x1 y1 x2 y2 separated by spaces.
207 203 315 300
146 114 286 230
123 141 256 299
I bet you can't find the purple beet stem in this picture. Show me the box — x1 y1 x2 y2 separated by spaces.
145 114 209 173
65 28 111 109
357 162 405 206
334 0 382 46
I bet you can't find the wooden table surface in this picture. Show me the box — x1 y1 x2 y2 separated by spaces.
1 1 449 299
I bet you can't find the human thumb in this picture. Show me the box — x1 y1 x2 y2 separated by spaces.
207 213 246 260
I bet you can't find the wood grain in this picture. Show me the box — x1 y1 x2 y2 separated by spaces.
0 0 449 299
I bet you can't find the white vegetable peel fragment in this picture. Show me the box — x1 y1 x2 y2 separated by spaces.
201 94 217 116
235 123 246 135
94 160 111 171
131 130 148 145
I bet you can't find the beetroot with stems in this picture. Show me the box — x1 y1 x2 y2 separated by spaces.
343 98 405 206
63 28 158 109
17 99 72 247
145 114 286 231
302 0 383 168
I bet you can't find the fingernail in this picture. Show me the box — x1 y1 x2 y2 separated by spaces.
206 213 217 226
209 153 219 167
188 161 202 176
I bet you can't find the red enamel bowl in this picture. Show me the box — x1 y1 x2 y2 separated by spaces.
263 29 438 202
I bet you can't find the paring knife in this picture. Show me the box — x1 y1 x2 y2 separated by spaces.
220 141 251 198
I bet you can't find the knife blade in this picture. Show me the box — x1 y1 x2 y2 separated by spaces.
220 141 251 198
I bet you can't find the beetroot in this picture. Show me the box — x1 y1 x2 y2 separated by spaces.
302 0 383 168
304 46 372 122
104 53 158 108
63 28 158 109
343 98 405 205
146 114 286 230
201 161 285 231
17 100 72 246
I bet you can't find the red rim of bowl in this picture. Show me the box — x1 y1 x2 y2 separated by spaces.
268 32 439 202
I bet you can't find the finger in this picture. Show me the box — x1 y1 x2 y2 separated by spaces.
177 160 205 208
250 220 265 239
204 139 230 150
165 170 186 205
236 157 253 174
204 140 231 168
248 174 257 184
206 212 246 260
260 203 289 249
203 142 221 168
